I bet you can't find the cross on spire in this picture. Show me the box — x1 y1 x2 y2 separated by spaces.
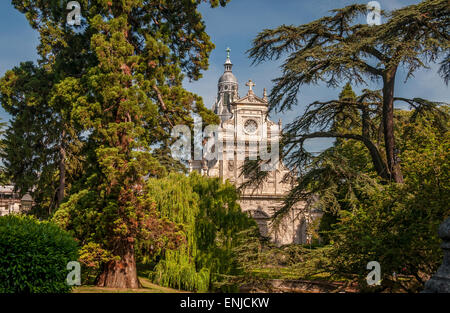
246 80 255 92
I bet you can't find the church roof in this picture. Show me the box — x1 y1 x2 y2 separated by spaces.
218 71 238 84
219 48 237 84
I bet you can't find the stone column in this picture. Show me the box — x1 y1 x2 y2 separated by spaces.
422 217 450 293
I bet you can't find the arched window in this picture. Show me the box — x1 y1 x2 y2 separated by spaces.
224 93 230 106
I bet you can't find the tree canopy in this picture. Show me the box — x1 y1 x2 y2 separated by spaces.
248 0 449 183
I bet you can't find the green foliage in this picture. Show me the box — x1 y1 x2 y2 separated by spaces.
235 106 449 293
339 83 357 101
328 182 448 292
317 212 338 245
0 215 78 293
218 228 338 291
78 242 114 285
152 252 211 292
0 62 81 217
144 173 256 292
317 107 449 292
252 78 448 292
51 182 185 274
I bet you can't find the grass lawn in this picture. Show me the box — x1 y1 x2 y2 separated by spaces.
72 277 187 293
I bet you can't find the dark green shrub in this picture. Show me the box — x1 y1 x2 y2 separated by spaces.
0 215 79 293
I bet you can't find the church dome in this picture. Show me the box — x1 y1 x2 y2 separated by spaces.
219 71 238 84
214 48 239 122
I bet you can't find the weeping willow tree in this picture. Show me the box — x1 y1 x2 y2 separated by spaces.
143 172 256 292
144 173 207 292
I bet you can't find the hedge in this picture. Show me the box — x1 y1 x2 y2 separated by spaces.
0 215 79 293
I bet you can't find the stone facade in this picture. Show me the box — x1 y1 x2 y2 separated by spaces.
189 51 321 245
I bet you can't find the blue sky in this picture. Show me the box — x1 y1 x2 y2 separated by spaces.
0 0 448 152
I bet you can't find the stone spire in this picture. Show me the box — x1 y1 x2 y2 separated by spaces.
224 47 232 72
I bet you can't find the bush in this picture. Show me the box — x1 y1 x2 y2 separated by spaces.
78 242 114 285
0 215 79 293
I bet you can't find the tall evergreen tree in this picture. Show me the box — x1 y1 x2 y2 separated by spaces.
5 0 230 288
0 62 83 216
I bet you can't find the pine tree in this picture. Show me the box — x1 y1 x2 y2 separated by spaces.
248 0 449 183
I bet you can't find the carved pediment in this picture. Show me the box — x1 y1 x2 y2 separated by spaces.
231 80 268 106
233 93 267 105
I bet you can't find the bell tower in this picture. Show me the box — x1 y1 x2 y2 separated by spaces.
213 48 239 122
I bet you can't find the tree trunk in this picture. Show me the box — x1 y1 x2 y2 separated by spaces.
57 140 66 208
382 69 404 183
96 240 140 289
362 139 390 180
362 105 389 180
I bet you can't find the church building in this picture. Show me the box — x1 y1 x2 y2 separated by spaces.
189 50 322 245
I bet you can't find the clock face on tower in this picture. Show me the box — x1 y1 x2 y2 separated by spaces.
244 119 258 134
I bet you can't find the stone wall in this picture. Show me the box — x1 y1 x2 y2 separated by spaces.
240 196 322 246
